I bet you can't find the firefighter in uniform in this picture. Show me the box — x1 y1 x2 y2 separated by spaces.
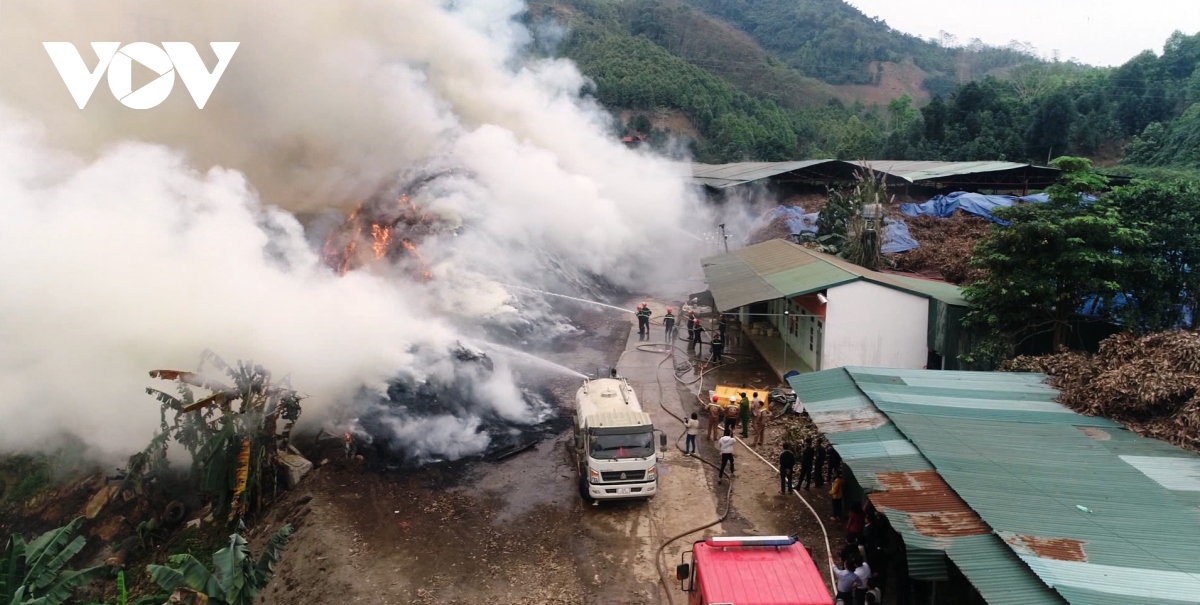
636 302 651 338
663 308 676 343
710 329 724 363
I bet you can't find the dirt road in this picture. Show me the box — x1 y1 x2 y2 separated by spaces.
259 302 836 605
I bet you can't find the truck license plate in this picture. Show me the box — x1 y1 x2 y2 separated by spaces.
618 488 631 495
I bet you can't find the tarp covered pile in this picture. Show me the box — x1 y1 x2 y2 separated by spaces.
899 191 1050 225
756 205 919 253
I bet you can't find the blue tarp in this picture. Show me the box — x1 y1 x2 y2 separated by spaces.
882 220 918 254
899 191 1051 225
755 205 918 253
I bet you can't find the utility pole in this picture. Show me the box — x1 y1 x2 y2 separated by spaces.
719 224 729 253
782 309 789 371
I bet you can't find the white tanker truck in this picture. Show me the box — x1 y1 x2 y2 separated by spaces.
572 371 665 502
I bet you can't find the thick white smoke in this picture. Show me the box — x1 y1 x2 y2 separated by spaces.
0 0 707 461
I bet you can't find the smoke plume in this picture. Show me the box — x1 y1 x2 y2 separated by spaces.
0 0 709 461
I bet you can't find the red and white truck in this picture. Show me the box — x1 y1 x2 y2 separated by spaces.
675 536 832 605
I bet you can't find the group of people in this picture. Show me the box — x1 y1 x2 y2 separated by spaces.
831 500 893 605
635 302 734 365
776 438 842 495
702 391 769 445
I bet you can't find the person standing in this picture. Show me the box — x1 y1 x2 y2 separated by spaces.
778 443 796 494
724 396 738 434
853 556 873 605
709 330 724 363
684 412 699 455
846 501 865 543
830 556 860 605
826 443 842 485
752 396 768 446
797 438 815 489
663 308 676 343
717 429 735 482
707 396 723 441
636 303 651 339
829 470 845 522
691 316 705 354
813 439 826 488
686 312 697 351
738 392 751 438
717 314 728 344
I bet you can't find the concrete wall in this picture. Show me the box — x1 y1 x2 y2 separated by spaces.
823 281 929 370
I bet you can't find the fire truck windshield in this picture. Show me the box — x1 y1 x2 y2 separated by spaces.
589 430 654 459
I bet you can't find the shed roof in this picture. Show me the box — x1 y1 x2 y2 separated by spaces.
700 239 966 312
690 160 839 189
790 367 1200 605
689 160 1067 189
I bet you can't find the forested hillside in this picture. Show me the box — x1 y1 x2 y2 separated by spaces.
678 0 1034 88
538 0 1200 168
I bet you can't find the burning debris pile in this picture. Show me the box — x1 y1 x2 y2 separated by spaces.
1005 331 1200 452
346 345 558 466
321 192 440 280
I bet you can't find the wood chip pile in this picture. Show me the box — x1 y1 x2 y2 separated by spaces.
1005 331 1200 452
888 213 992 284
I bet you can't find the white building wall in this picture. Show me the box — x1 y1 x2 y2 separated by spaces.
823 281 929 370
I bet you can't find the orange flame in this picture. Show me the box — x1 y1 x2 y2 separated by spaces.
371 224 391 260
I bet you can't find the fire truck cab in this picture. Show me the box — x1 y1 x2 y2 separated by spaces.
676 536 831 605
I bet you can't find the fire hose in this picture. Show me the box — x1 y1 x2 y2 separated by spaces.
641 313 837 595
637 334 732 605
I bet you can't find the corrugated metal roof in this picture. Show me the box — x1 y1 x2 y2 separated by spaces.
790 366 1200 605
701 239 965 312
690 160 837 189
689 160 1063 188
852 160 1039 183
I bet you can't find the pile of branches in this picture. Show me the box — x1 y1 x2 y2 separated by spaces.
889 213 992 284
1005 331 1200 452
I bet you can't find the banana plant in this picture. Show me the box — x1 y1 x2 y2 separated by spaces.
145 525 292 605
2 518 109 605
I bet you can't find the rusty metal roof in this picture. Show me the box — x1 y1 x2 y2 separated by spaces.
790 367 1200 605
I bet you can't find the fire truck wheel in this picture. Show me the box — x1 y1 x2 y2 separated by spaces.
579 478 594 504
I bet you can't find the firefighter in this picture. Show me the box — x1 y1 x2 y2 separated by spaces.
707 396 724 441
723 396 739 434
718 314 729 344
636 302 651 338
710 328 724 364
686 312 697 350
663 308 676 343
691 314 704 354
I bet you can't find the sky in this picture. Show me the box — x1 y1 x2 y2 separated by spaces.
847 0 1200 67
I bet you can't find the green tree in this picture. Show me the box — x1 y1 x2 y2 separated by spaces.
963 158 1142 361
1103 178 1200 331
2 518 109 605
146 525 293 605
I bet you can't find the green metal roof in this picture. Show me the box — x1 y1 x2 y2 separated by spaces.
700 239 966 312
790 367 1200 605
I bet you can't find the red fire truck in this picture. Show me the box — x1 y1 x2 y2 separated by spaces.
675 536 831 605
